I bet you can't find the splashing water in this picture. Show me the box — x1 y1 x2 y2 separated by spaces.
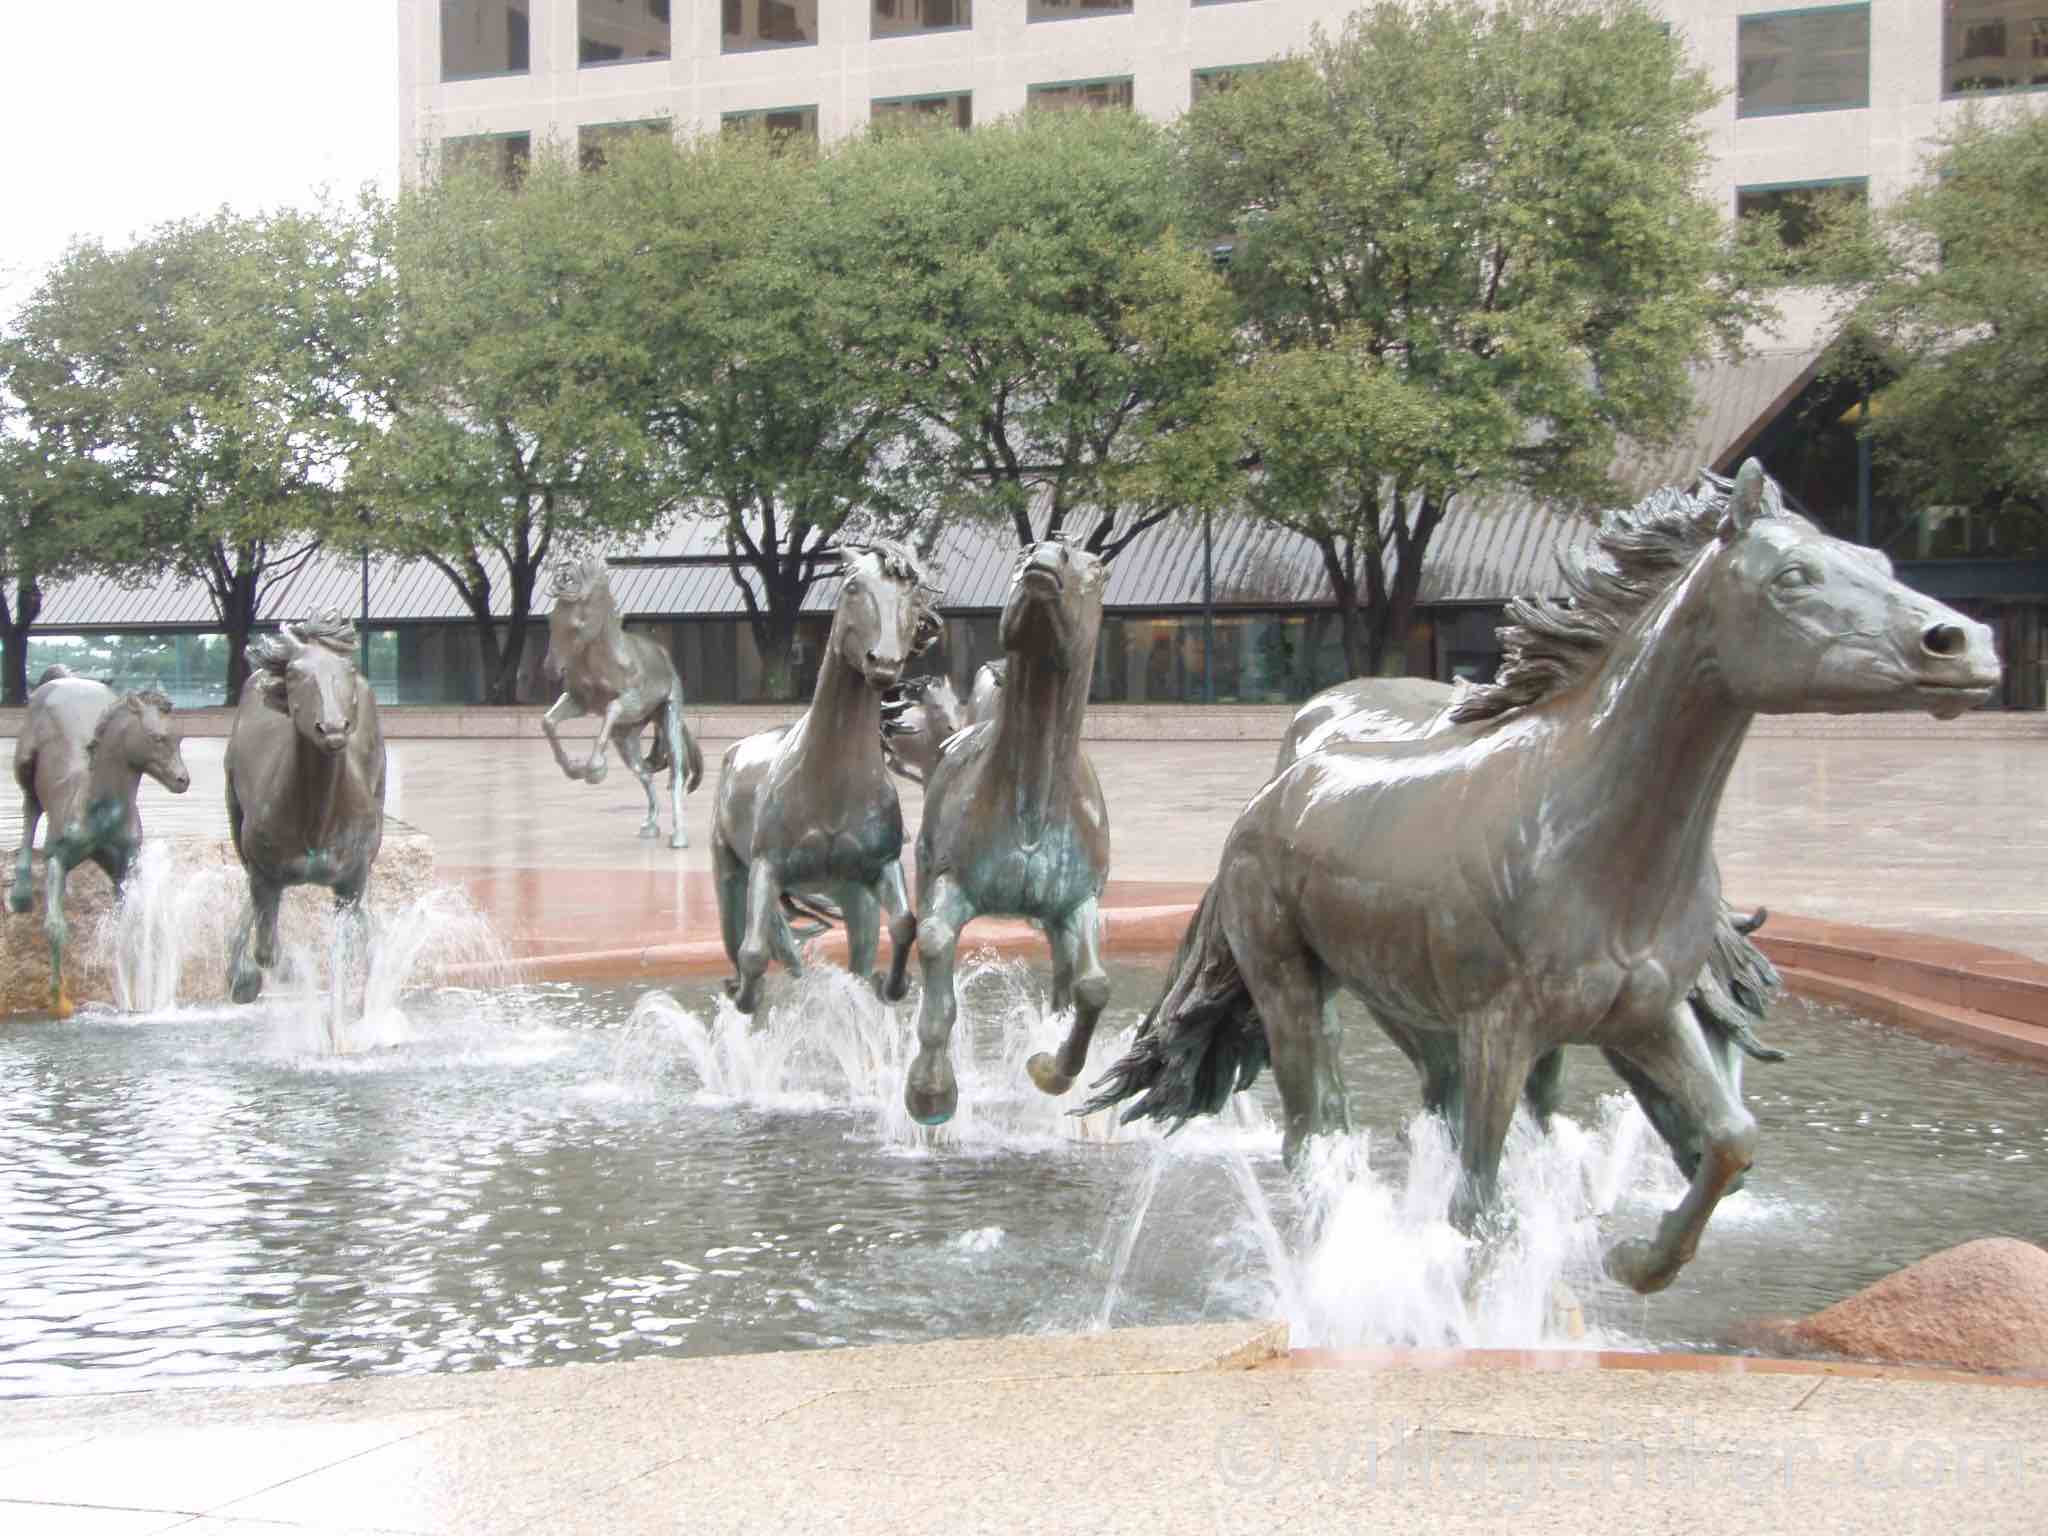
97 841 241 1013
1101 1093 1689 1350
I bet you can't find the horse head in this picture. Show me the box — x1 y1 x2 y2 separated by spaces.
548 555 616 653
833 540 943 689
89 689 191 794
254 611 364 756
1701 460 2000 718
1000 539 1106 672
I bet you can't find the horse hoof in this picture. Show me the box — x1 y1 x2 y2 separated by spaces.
905 1055 957 1125
1603 1238 1676 1295
585 760 607 785
669 833 688 850
638 824 658 840
52 989 75 1021
231 973 263 1006
7 888 29 916
1026 1052 1076 1097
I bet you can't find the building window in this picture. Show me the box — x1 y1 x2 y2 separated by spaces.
1027 77 1135 112
1028 0 1133 20
872 92 974 129
441 2 530 80
872 0 972 38
579 0 670 66
1736 6 1870 117
1192 65 1265 102
723 105 820 147
443 132 532 186
1737 178 1868 276
724 0 817 51
1943 1 2048 96
579 118 670 170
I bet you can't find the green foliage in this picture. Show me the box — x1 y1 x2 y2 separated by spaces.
1180 0 1771 673
823 109 1239 554
1829 107 2048 533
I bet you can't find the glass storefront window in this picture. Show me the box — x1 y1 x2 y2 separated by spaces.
872 0 971 39
579 0 670 66
1027 78 1135 112
1943 1 2048 95
441 1 530 80
1737 6 1870 117
723 0 817 51
722 106 820 147
872 93 973 130
442 133 532 186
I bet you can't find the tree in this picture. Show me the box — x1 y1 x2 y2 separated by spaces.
589 130 910 700
1825 107 2048 540
1180 0 1771 677
823 108 1238 559
355 149 666 705
5 206 380 701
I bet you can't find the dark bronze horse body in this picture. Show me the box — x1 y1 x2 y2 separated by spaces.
543 557 704 848
906 542 1111 1125
10 673 191 1014
1272 673 1787 1182
713 541 943 1013
224 613 387 1007
1088 463 2001 1292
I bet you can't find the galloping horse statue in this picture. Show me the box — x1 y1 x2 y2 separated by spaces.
879 661 1004 785
10 672 191 1014
1086 462 2000 1293
713 540 944 1013
224 612 388 1006
543 556 704 848
1271 673 1787 1185
906 541 1110 1125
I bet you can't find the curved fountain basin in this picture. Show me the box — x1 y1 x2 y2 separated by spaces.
2 957 2043 1399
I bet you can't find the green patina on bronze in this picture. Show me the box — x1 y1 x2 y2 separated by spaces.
10 669 191 1013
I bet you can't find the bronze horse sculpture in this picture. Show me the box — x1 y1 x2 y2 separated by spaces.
879 661 1004 785
713 540 943 1013
224 612 388 1006
1087 462 2000 1293
1272 673 1787 1185
906 541 1111 1125
543 556 704 848
10 673 191 1014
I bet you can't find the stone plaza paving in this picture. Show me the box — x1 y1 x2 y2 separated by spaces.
2 717 2045 1532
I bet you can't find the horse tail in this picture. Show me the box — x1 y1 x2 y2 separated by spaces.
1079 883 1267 1129
780 892 841 941
682 722 704 792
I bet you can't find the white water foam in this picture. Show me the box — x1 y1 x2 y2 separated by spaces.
98 841 242 1014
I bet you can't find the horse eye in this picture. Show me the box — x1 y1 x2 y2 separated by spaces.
1774 567 1814 591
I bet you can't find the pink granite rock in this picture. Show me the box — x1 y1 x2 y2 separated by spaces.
1772 1238 2048 1372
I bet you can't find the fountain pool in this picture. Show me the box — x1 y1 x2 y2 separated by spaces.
3 955 2043 1398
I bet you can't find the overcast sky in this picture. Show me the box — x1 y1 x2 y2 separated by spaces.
0 0 398 313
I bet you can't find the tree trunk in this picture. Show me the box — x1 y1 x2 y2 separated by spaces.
1 575 40 706
484 559 540 706
1314 536 1369 679
221 563 262 704
1371 490 1445 682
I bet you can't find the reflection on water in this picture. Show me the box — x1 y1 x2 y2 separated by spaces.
2 955 2044 1398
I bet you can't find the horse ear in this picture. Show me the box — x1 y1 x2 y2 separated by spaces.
1720 459 1770 542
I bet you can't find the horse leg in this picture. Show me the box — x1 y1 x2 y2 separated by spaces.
905 875 973 1125
841 883 882 989
662 698 689 849
615 728 660 840
1028 897 1109 1097
9 786 40 915
1603 1005 1757 1294
727 859 781 1015
1238 939 1346 1168
540 692 588 781
1523 1047 1568 1132
583 701 624 786
228 875 279 1004
1449 1029 1533 1235
42 847 74 1017
876 859 914 1002
713 835 747 969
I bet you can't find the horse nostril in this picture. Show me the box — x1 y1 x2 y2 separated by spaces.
1922 623 1967 658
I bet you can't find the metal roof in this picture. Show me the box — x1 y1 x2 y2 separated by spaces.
26 347 1820 630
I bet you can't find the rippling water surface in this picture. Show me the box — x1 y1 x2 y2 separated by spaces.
3 956 2044 1398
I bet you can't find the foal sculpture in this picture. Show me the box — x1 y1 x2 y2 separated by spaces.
713 541 943 1013
10 675 191 1014
224 612 387 1006
906 541 1110 1125
1272 673 1787 1185
1087 462 2000 1293
542 556 704 848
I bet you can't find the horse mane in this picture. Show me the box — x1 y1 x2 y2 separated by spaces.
85 688 175 761
551 555 614 607
251 610 360 675
1450 472 1744 724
